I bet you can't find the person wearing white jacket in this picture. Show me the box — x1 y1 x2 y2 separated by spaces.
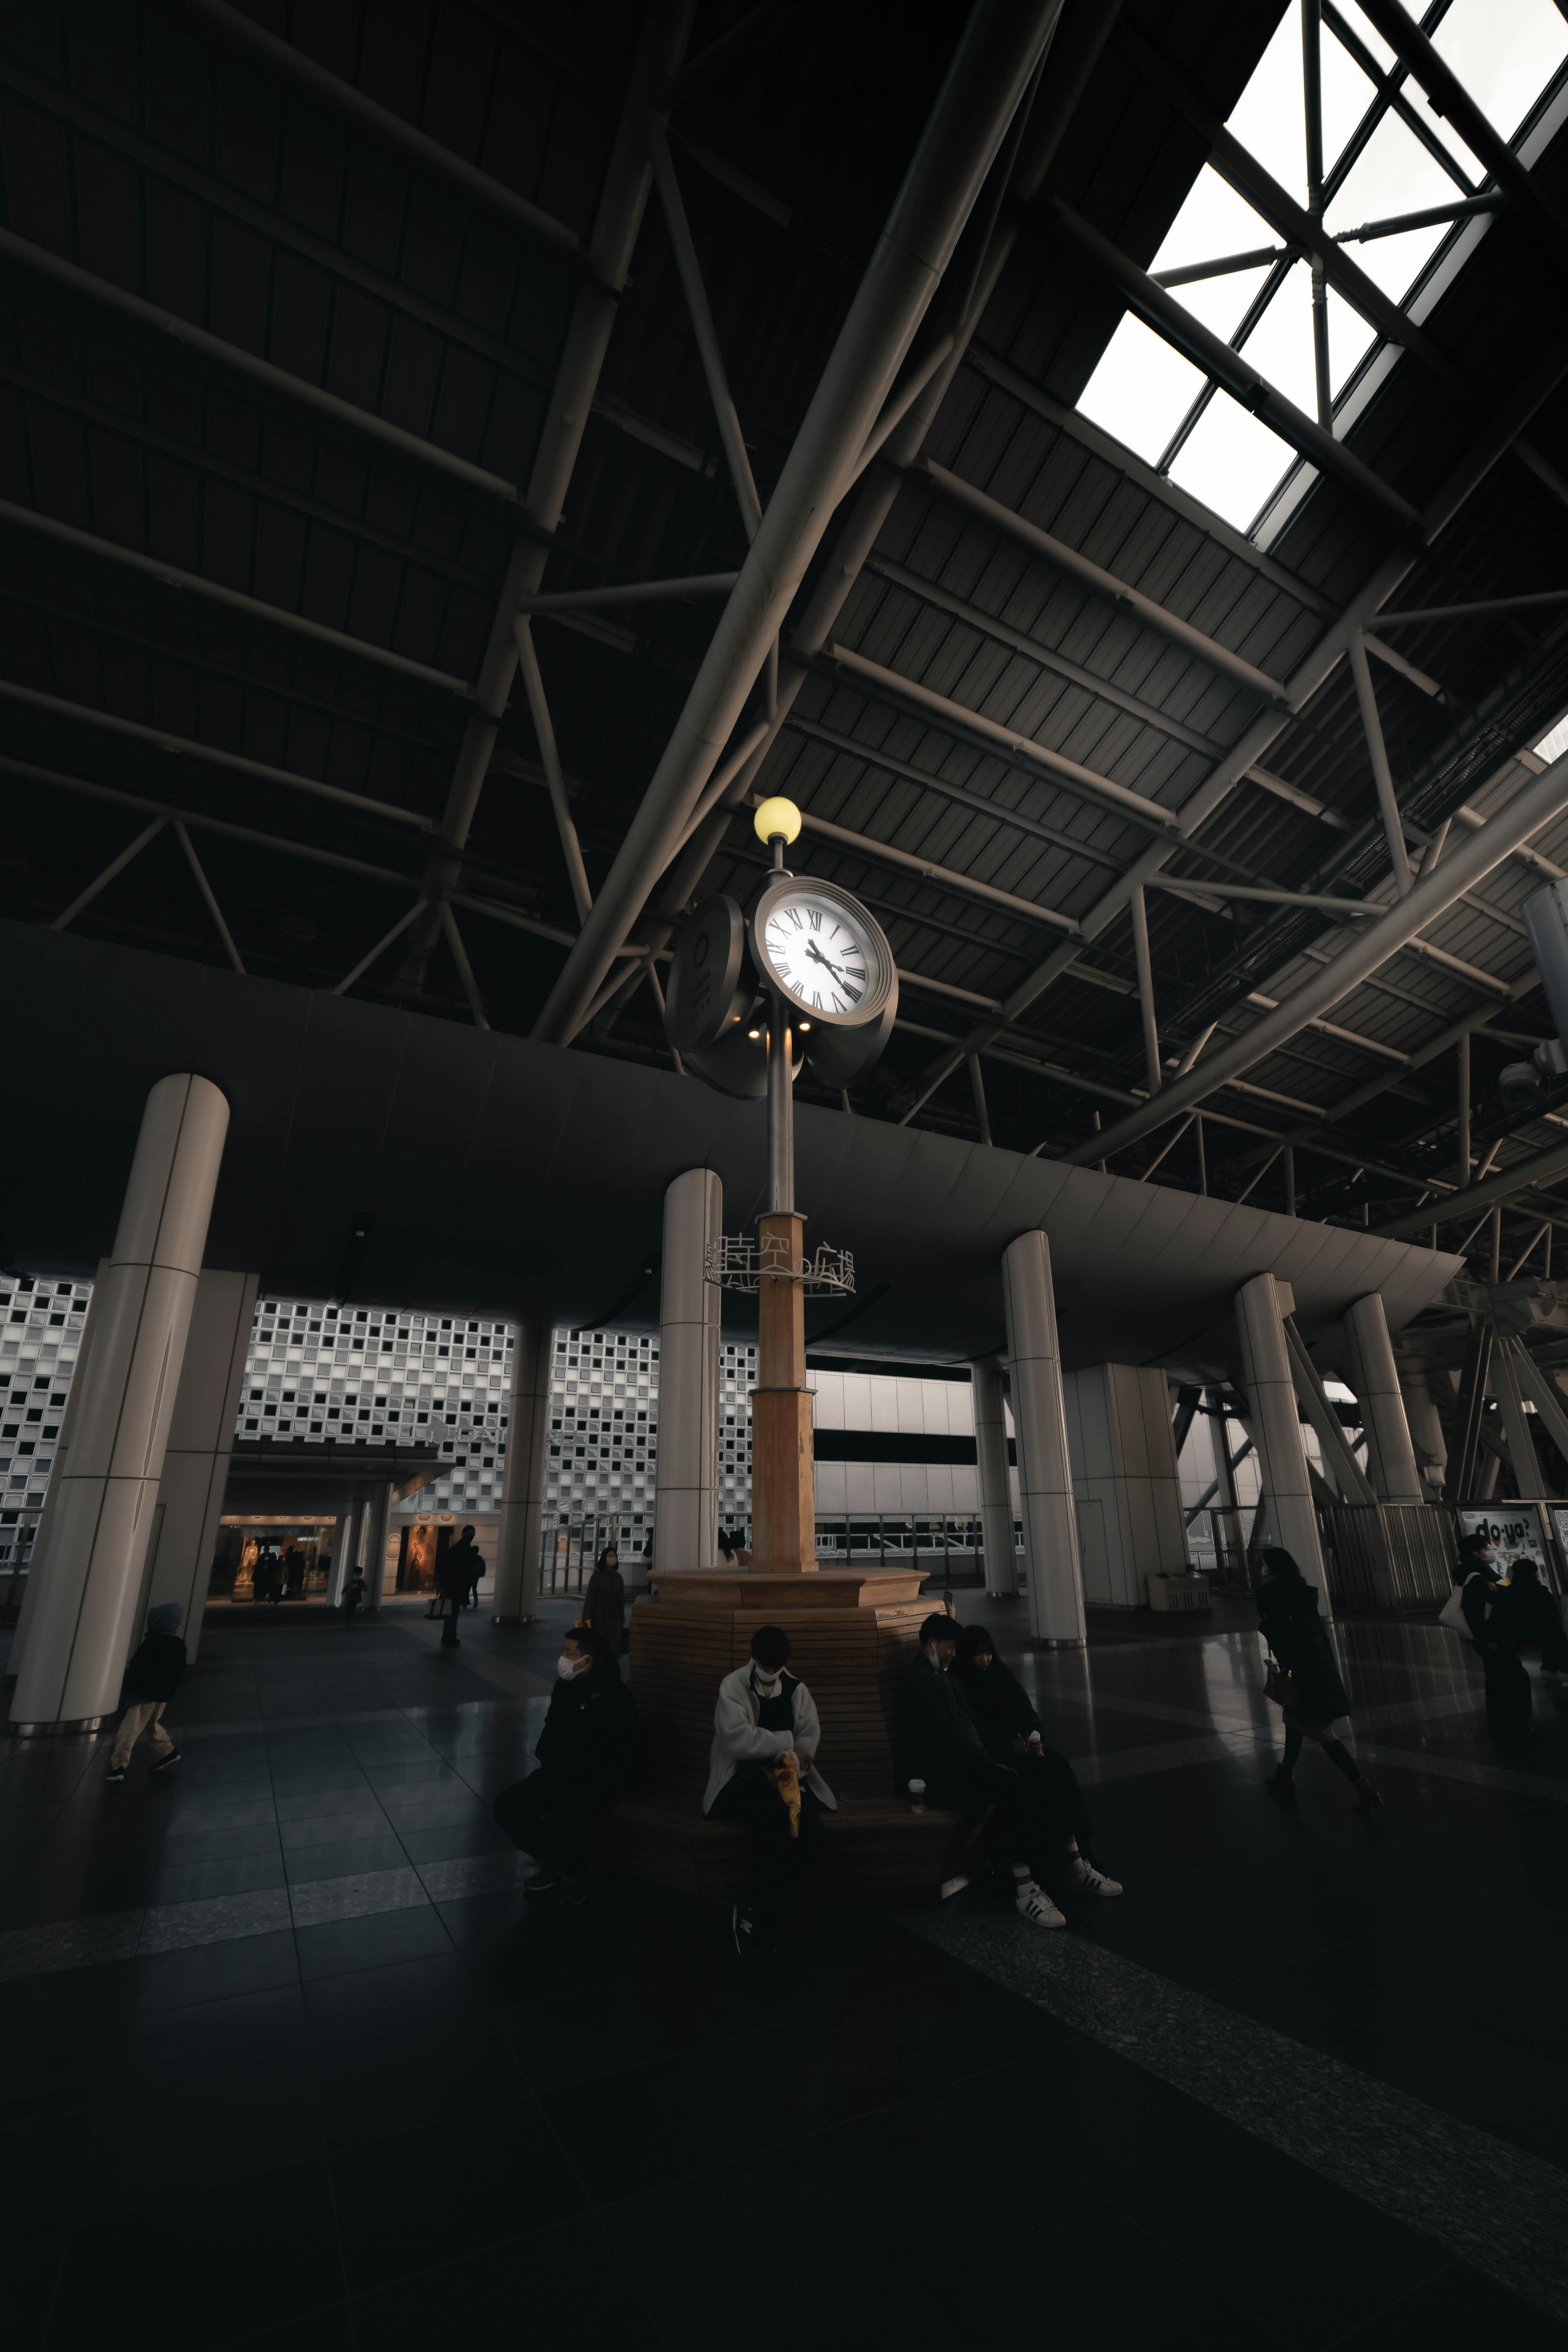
705 1624 836 1959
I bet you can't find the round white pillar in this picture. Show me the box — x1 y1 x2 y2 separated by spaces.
1343 1293 1425 1504
1234 1271 1331 1617
144 1269 259 1661
969 1358 1016 1597
1001 1229 1086 1646
494 1323 552 1621
11 1074 229 1733
654 1168 721 1573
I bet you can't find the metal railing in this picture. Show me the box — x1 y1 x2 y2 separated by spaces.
540 1511 1026 1594
0 1509 40 1617
1185 1497 1565 1613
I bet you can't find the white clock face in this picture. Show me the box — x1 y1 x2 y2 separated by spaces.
759 888 881 1019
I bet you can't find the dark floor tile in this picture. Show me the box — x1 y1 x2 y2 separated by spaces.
293 1905 452 1983
147 1852 288 1905
329 2098 588 2291
154 1820 282 1863
1327 2254 1559 2346
131 1929 301 2013
54 2173 342 2340
7 2233 67 2352
283 1835 411 1885
349 2221 662 2350
228 2304 354 2350
394 1821 513 1866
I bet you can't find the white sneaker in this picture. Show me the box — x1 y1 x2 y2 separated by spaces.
1069 1857 1123 1898
1016 1880 1066 1929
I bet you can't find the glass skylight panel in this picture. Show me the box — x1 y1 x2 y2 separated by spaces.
1070 0 1568 541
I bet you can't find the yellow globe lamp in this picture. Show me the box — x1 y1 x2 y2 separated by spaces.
753 795 802 847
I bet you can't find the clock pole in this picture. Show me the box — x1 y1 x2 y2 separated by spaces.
753 807 815 1573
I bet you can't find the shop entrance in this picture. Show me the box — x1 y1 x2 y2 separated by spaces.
209 1519 340 1607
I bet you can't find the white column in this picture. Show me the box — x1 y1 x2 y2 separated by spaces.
1343 1292 1424 1504
1234 1272 1331 1615
143 1270 258 1661
1002 1229 1086 1646
1395 1350 1448 1494
363 1479 394 1610
11 1074 229 1733
969 1358 1016 1597
655 1167 722 1572
494 1323 552 1621
1062 1363 1188 1606
7 1258 109 1684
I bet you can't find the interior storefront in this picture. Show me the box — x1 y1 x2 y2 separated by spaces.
209 1518 341 1607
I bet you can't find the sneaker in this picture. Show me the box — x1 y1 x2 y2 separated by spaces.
1016 1881 1066 1930
148 1748 182 1777
525 1866 561 1894
104 1765 127 1785
730 1902 759 1960
1069 1857 1123 1898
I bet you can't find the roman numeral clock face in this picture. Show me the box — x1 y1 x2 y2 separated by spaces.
754 884 886 1024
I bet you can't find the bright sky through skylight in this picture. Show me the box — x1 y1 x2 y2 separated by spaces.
1075 0 1568 533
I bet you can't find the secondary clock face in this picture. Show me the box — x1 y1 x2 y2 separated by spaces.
751 878 892 1027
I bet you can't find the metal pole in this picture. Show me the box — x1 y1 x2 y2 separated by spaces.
767 989 795 1215
646 116 764 542
514 620 594 926
968 1053 993 1145
1457 1032 1472 1186
1348 635 1413 895
1285 1145 1296 1216
1130 885 1162 1094
532 0 1065 1043
50 818 167 932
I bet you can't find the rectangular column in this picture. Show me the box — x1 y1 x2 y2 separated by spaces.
654 1167 722 1572
1062 1363 1188 1606
1234 1271 1332 1616
494 1323 551 1621
970 1358 1016 1597
1002 1228 1086 1646
144 1270 258 1662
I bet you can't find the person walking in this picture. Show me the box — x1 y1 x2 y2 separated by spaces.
105 1604 187 1784
341 1568 367 1629
1452 1530 1532 1737
1501 1556 1568 1679
438 1527 479 1648
953 1623 1120 1906
583 1544 626 1662
1257 1548 1381 1810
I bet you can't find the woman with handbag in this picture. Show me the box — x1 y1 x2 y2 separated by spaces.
1450 1531 1532 1736
1256 1548 1381 1812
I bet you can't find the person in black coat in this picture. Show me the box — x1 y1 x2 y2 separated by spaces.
105 1603 187 1784
953 1624 1120 1902
438 1528 479 1647
1501 1557 1568 1677
492 1626 639 1899
1257 1548 1380 1810
1453 1530 1533 1737
582 1545 626 1660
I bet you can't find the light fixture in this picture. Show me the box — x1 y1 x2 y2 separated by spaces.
753 794 801 846
799 1019 811 1031
748 1027 762 1040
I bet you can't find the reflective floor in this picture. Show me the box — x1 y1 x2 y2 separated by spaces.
3 1590 1566 2348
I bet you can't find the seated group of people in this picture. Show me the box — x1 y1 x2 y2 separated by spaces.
494 1609 1120 1957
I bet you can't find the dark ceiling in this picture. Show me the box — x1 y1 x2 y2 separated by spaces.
5 0 1568 1297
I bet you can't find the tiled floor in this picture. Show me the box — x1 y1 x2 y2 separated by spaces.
4 1591 1567 2348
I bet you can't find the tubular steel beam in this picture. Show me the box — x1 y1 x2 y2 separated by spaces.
1348 634 1414 895
0 496 476 699
646 116 764 541
1377 591 1568 624
1129 886 1162 1096
178 1 587 266
663 0 806 108
0 228 524 512
789 806 1080 934
1372 1135 1568 1239
918 460 1292 707
533 0 1067 1045
1066 745 1568 1166
173 821 246 974
332 901 430 998
516 572 740 615
49 818 167 932
439 903 492 1031
1152 878 1378 917
1041 197 1422 530
513 621 594 926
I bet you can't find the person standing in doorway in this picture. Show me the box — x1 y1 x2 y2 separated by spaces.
1258 1549 1381 1809
439 1527 479 1648
1453 1530 1532 1737
105 1604 187 1784
583 1544 626 1662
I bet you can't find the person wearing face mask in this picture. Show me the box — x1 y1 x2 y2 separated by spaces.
704 1626 835 1960
1453 1530 1532 1740
896 1613 1082 1929
491 1625 640 1900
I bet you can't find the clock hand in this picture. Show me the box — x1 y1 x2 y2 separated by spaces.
804 940 845 979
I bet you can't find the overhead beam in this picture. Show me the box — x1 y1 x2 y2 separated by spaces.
1067 746 1568 1165
515 572 740 615
514 622 594 927
173 821 246 974
918 459 1292 707
0 227 524 512
789 805 1080 935
532 0 1068 1045
49 818 167 932
0 495 476 699
646 116 764 541
1151 877 1378 917
1348 635 1414 895
663 0 806 108
1371 1132 1568 1238
177 0 588 269
1376 591 1568 625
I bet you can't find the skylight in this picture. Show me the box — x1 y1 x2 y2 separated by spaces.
1075 0 1568 534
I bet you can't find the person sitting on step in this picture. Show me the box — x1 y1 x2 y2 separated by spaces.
704 1624 835 1962
952 1621 1121 1909
895 1612 1103 1929
492 1624 639 1902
